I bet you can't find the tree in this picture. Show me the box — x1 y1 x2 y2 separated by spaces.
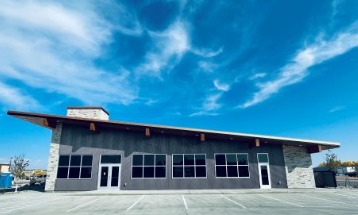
32 169 46 177
9 154 30 179
320 152 341 171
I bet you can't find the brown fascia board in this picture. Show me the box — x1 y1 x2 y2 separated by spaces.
7 110 340 149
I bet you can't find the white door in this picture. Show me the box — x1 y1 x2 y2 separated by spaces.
257 153 271 189
98 155 121 190
98 165 121 190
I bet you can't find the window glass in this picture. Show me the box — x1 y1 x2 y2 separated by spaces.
173 155 183 165
133 155 143 166
57 155 93 179
57 167 68 178
226 154 237 165
69 167 80 178
195 154 205 165
258 154 268 163
132 154 166 178
132 167 143 178
227 166 238 177
216 166 226 177
70 155 81 166
101 155 121 164
173 154 206 178
59 155 70 166
155 167 166 178
184 155 194 165
82 156 93 166
144 155 155 166
215 154 226 165
173 167 183 178
156 155 166 165
80 167 92 178
215 153 250 178
237 154 248 165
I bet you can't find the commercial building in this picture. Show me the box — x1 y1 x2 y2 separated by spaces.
7 107 340 191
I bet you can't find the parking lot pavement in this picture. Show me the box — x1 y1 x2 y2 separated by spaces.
1 189 358 215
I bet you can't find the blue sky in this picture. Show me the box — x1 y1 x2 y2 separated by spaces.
0 0 358 169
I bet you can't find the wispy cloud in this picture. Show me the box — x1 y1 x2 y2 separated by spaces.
0 1 137 110
192 47 223 58
137 21 189 76
241 22 358 108
198 61 218 73
249 72 266 80
329 105 346 113
213 79 230 92
0 82 41 110
190 93 222 117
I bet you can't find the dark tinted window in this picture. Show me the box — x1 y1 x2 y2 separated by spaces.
156 155 166 165
227 166 238 177
144 167 154 178
258 154 268 163
184 166 195 177
59 156 70 166
195 155 205 165
184 155 194 165
173 155 183 165
226 154 237 165
57 167 68 178
69 167 80 178
196 166 206 177
101 155 121 164
237 154 248 165
216 166 226 177
144 155 154 166
80 167 92 178
215 154 226 165
133 155 143 166
70 155 81 166
173 167 183 178
82 156 93 166
155 167 166 178
132 167 143 178
239 166 250 177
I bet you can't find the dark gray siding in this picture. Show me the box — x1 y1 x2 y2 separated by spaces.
55 124 288 190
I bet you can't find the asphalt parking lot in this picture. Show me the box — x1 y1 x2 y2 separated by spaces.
1 189 358 215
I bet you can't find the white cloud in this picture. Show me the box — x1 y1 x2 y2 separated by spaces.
241 23 358 108
138 21 189 75
192 47 223 58
329 105 346 113
190 93 222 117
213 79 230 92
0 82 41 110
0 1 137 109
249 73 266 80
198 61 217 73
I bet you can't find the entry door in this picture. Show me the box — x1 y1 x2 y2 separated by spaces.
257 153 271 189
98 155 122 190
99 165 121 189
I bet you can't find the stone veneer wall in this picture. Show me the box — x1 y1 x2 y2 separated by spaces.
45 123 62 191
67 108 109 120
283 145 315 188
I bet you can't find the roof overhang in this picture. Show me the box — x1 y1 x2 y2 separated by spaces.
7 110 340 153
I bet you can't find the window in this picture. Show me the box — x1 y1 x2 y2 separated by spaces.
172 154 207 178
257 153 269 163
101 155 121 164
57 155 93 179
132 154 166 178
215 153 249 178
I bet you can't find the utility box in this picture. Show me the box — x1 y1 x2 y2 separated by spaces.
0 173 13 188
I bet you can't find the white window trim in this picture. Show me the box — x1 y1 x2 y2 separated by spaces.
172 154 207 179
214 153 250 179
58 154 93 179
131 154 167 179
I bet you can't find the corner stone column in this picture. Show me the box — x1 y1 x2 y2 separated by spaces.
283 145 316 188
45 123 62 191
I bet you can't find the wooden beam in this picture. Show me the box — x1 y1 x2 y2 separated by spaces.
42 118 55 128
307 145 322 154
255 138 260 147
200 133 205 142
145 128 151 138
89 122 99 133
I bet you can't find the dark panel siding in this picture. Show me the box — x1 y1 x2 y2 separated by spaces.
55 124 288 190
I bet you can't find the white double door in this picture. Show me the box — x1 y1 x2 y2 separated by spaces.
98 164 121 190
